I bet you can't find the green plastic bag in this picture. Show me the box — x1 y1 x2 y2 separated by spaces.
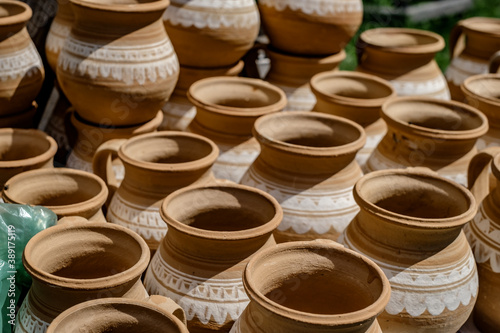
0 204 57 333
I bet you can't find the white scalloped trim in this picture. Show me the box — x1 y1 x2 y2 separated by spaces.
390 75 450 99
259 0 362 15
0 43 43 82
144 252 249 326
15 297 49 333
46 20 71 53
446 57 489 86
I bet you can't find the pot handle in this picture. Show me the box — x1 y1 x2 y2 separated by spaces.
449 20 466 60
489 50 500 74
148 295 187 326
468 147 500 203
92 139 126 202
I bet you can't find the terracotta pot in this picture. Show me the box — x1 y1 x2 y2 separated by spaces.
356 28 450 100
340 168 478 333
365 97 488 186
3 168 108 221
93 132 219 252
266 47 346 111
0 101 37 128
144 184 282 333
310 71 396 167
241 111 365 242
164 0 259 68
45 0 74 73
0 0 44 116
258 0 363 55
161 61 244 131
446 17 500 101
57 0 179 126
461 74 500 149
15 222 150 333
188 76 287 183
231 240 391 333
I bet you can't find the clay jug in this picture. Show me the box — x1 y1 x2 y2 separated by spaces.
57 0 179 126
461 73 500 149
144 184 282 332
0 128 57 187
310 71 396 167
164 0 259 68
463 147 500 333
188 76 287 183
0 0 44 115
93 132 219 253
45 0 74 72
340 168 478 333
446 17 500 101
258 0 363 55
266 47 346 111
356 28 450 100
15 222 150 333
231 240 391 333
241 111 365 243
3 168 108 221
365 97 488 186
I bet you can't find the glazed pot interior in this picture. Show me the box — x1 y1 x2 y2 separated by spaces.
28 227 143 279
0 3 25 18
314 75 394 100
166 187 277 232
0 131 51 161
363 30 439 48
465 77 500 101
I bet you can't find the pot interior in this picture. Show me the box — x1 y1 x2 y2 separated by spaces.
0 3 25 18
314 75 393 100
0 131 51 161
465 77 500 101
363 30 438 48
83 0 161 5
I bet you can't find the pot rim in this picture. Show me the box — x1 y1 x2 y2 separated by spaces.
23 222 150 289
253 111 367 157
243 240 391 327
381 96 489 140
0 0 32 26
187 77 287 118
458 16 500 37
160 183 283 241
353 168 477 229
70 0 170 13
461 73 500 107
0 128 57 169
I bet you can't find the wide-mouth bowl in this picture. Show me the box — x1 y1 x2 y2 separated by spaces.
0 0 31 26
0 129 57 168
462 74 500 107
359 28 445 54
353 169 476 229
70 0 169 13
460 17 500 36
161 184 282 241
23 223 149 289
244 240 391 327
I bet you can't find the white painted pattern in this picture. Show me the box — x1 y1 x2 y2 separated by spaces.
144 253 249 325
258 0 362 15
446 57 489 86
0 43 43 81
390 75 451 99
211 141 260 183
15 297 49 333
46 20 71 53
66 152 125 182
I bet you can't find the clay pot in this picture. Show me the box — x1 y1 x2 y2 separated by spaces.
356 28 450 100
365 97 488 186
57 0 179 126
15 222 150 332
231 240 391 333
310 71 396 167
188 76 287 183
340 168 478 333
164 0 259 68
93 132 219 252
446 17 500 101
144 184 282 333
0 101 37 128
0 128 57 188
45 0 74 73
3 168 108 221
0 0 45 116
461 74 500 149
258 0 363 55
241 111 365 242
266 47 346 111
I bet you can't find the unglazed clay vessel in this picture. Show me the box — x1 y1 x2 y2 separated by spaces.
241 111 366 243
310 71 396 167
188 76 287 183
230 240 391 333
461 74 500 149
47 297 188 333
258 0 363 55
45 0 74 72
144 184 283 333
365 97 488 186
340 168 478 333
15 222 150 333
266 47 346 111
93 132 219 252
0 128 56 187
356 28 450 100
0 101 37 128
164 0 259 68
57 0 179 126
0 0 44 115
446 17 500 101
3 168 108 221
464 148 500 333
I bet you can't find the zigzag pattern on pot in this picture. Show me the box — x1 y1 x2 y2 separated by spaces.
446 57 489 86
0 43 43 81
15 298 49 333
390 75 450 99
259 0 362 15
145 254 249 325
46 20 71 53
58 37 179 85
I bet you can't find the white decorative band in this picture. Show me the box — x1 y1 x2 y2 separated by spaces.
258 0 362 15
445 57 489 85
390 75 450 98
46 20 71 53
0 43 43 82
66 152 125 182
15 298 49 333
